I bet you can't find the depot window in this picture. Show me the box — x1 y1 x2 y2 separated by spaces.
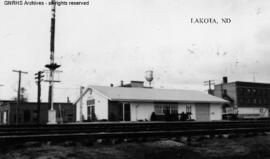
186 105 192 113
154 104 178 115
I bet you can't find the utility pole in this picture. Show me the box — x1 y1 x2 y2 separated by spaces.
79 86 84 122
12 70 28 125
204 80 215 95
35 71 44 124
45 0 60 124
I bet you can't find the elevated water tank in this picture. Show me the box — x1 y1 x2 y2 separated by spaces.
145 70 154 87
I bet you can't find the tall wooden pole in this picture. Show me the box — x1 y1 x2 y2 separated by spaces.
79 86 84 121
35 71 44 124
204 80 215 94
12 70 28 125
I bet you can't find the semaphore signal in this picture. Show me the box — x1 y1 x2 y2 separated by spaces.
45 0 61 124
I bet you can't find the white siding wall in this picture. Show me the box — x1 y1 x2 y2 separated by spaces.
130 103 154 121
76 100 81 121
238 107 269 117
94 92 108 120
191 105 196 120
76 91 224 122
210 104 222 120
76 89 108 121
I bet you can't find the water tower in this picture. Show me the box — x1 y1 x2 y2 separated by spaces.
145 70 154 87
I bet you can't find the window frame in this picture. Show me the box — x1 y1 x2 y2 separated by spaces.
186 105 192 113
154 104 178 115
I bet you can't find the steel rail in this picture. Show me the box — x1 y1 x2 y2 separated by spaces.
0 120 270 142
1 127 270 143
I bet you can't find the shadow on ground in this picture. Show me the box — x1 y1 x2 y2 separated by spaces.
1 135 270 159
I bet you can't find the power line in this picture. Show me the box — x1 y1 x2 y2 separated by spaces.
203 80 215 90
204 80 215 95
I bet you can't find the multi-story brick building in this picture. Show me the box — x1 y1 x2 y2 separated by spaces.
214 77 270 118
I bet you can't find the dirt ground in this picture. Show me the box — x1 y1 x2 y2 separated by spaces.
1 134 270 159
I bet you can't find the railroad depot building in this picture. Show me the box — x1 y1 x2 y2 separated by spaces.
213 77 270 118
75 81 228 122
0 100 76 125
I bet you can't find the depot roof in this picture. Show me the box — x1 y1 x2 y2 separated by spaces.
75 85 228 104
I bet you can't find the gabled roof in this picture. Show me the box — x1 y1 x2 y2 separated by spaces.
75 85 228 104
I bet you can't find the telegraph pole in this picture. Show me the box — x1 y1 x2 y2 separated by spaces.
45 0 60 124
12 70 28 125
79 86 84 122
204 80 215 95
13 70 28 102
35 71 44 124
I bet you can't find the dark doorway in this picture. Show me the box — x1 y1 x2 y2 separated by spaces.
87 106 95 121
108 101 123 121
124 103 130 121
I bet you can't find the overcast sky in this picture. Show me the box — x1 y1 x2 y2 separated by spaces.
1 0 270 102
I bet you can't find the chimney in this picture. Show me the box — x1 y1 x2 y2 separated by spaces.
120 80 124 87
130 81 144 88
223 89 227 95
208 89 214 95
223 76 228 84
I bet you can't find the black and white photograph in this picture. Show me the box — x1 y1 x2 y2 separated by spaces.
1 0 270 158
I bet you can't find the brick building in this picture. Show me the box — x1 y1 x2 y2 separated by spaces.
213 77 270 118
0 100 76 125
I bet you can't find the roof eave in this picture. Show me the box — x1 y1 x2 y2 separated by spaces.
110 98 228 104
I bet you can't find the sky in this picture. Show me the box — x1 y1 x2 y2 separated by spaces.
0 0 270 102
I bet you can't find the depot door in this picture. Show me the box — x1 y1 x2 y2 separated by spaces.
124 103 131 121
196 104 210 121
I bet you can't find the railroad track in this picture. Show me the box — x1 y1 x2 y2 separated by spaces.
0 120 270 142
